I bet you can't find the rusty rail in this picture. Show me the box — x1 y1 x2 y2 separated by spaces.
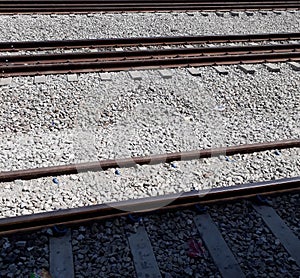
1 42 300 76
0 0 299 13
0 139 299 183
1 32 299 52
2 43 300 64
0 176 299 235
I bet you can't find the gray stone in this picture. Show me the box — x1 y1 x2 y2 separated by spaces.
288 62 300 71
15 241 26 247
158 69 172 79
186 12 195 16
214 66 229 75
34 75 46 84
67 74 78 82
129 71 142 80
260 11 269 15
0 77 12 86
230 11 240 17
70 175 78 180
79 226 86 232
46 228 53 236
138 47 148 51
238 64 256 74
265 63 280 72
184 267 193 275
245 11 254 16
187 67 201 76
77 233 84 240
100 72 112 81
288 40 299 45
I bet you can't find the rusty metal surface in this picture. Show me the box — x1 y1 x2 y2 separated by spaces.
1 32 299 51
0 176 299 235
0 139 299 182
1 44 300 76
0 1 299 13
2 43 300 64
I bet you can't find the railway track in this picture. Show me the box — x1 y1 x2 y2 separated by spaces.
0 107 299 277
2 32 299 52
0 139 299 182
0 176 299 235
0 179 299 277
1 32 300 77
0 3 299 278
2 175 297 276
0 0 299 13
0 138 299 232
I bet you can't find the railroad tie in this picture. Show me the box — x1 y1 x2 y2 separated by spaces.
194 213 246 278
49 229 75 278
128 225 162 278
253 204 300 267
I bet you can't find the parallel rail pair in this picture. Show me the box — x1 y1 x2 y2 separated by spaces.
0 139 299 235
0 0 299 13
1 32 300 76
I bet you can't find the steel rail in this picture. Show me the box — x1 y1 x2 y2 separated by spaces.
2 0 299 3
0 1 299 13
0 176 299 235
0 139 299 183
2 43 300 65
1 3 299 7
0 7 298 14
1 33 299 52
1 49 300 76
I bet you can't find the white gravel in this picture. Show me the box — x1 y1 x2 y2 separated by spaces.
0 147 299 218
0 11 299 219
0 11 299 278
0 11 299 41
0 64 299 169
0 63 299 218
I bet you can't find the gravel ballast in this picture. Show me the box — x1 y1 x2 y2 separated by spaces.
0 65 299 170
72 219 136 278
143 210 221 277
271 193 300 239
210 200 300 277
0 231 49 277
0 147 299 218
0 9 299 278
0 63 299 218
0 11 299 41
